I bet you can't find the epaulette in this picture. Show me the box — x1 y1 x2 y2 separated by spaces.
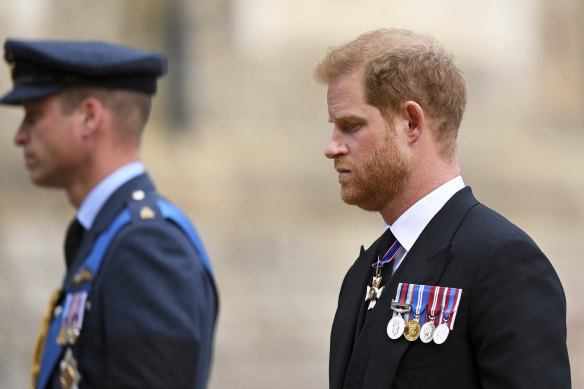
125 189 214 277
125 189 163 223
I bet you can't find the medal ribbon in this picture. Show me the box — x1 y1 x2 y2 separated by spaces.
391 283 407 318
404 284 416 321
425 286 438 323
439 287 462 329
447 288 463 330
371 240 402 269
438 287 451 326
429 286 446 327
413 284 429 324
398 283 408 303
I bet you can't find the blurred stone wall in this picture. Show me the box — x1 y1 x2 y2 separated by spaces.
0 1 582 388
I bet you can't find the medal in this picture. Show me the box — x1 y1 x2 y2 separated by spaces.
433 287 462 345
364 240 402 310
56 294 73 346
57 292 87 346
420 285 442 343
433 323 450 344
387 283 413 339
59 348 81 389
387 300 410 339
420 320 435 343
56 292 88 388
403 284 428 342
403 316 421 341
364 274 384 310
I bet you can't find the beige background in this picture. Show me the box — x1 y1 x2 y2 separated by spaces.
0 1 582 388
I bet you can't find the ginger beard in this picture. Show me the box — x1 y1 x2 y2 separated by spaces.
334 133 412 212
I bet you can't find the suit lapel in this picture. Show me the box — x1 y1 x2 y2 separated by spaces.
330 240 385 389
340 187 479 388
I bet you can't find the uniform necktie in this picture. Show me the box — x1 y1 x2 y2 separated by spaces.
64 219 85 268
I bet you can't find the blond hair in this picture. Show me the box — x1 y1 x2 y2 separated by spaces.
315 29 466 157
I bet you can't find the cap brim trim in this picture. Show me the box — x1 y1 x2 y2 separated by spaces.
0 85 63 105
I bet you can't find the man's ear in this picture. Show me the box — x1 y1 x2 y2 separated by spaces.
78 97 105 139
403 101 425 144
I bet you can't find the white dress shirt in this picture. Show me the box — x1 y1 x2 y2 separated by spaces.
385 176 465 272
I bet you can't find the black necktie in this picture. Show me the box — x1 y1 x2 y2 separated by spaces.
64 218 85 268
377 227 397 259
356 227 398 333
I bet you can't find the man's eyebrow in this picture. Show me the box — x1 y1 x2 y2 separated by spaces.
328 114 364 123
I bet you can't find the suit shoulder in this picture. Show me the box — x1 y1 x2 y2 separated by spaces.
459 202 537 246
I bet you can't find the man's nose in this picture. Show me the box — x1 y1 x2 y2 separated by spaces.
324 129 348 159
14 123 29 146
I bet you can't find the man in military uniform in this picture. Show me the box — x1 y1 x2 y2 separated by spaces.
1 39 218 389
315 29 570 388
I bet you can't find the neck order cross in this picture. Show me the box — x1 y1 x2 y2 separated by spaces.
364 240 402 310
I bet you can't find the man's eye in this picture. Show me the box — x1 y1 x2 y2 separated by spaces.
344 123 361 132
24 112 37 124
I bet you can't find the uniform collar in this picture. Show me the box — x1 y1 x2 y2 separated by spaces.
77 161 145 229
384 176 465 251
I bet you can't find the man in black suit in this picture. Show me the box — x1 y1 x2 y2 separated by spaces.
315 29 570 388
1 39 218 388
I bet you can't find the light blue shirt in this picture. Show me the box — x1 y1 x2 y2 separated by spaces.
77 161 145 230
385 175 466 272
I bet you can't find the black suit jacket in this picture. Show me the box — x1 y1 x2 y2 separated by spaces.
47 173 218 389
330 187 570 389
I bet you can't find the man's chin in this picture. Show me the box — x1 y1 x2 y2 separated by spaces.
29 172 60 188
340 189 383 212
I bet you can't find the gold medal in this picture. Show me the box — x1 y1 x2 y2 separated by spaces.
403 284 429 342
60 348 81 389
403 317 421 341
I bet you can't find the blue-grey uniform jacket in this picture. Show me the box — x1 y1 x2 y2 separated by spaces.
46 173 218 388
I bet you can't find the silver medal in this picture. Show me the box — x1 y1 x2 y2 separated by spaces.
387 315 405 339
433 323 450 344
420 321 435 343
387 300 411 340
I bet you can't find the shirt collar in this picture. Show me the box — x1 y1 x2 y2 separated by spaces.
77 161 145 229
384 176 465 251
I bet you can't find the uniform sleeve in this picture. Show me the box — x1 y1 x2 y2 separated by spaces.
470 238 571 388
100 220 217 389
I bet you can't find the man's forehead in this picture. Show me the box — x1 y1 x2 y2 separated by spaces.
22 93 61 109
327 88 372 121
